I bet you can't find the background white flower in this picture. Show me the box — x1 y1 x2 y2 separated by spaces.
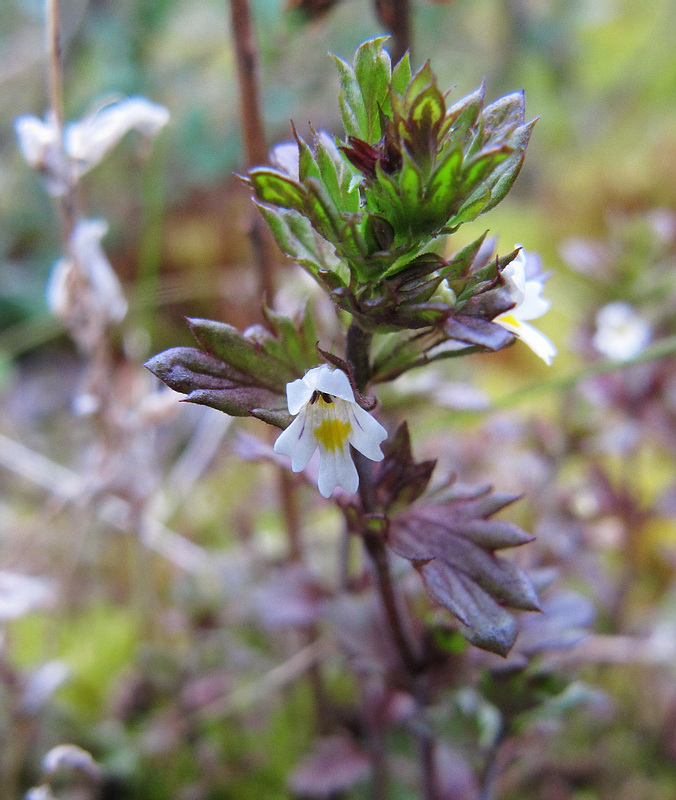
15 96 169 195
593 302 651 361
47 219 128 325
274 365 388 498
494 247 557 365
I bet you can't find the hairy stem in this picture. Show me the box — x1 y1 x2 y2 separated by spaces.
228 0 276 308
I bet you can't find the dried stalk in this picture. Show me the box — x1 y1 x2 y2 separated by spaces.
228 0 276 308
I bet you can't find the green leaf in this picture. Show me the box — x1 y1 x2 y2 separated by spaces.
405 59 434 106
314 131 359 213
390 51 412 97
249 168 306 212
445 81 485 141
303 178 344 243
461 145 512 189
425 145 463 211
482 90 526 137
481 120 535 214
439 232 489 280
256 204 330 276
408 82 445 131
450 184 492 225
187 318 295 389
398 150 423 210
332 54 367 139
296 133 321 183
263 306 318 375
354 37 391 141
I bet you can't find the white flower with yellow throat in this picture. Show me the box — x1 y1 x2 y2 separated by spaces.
273 365 388 498
494 247 557 366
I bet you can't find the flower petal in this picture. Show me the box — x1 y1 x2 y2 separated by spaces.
303 364 355 404
317 446 358 498
70 219 128 322
497 318 557 365
66 97 169 174
348 405 387 461
273 411 317 471
501 256 526 305
14 114 56 167
287 377 314 415
516 280 550 321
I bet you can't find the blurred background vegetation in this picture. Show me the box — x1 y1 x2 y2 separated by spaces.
1 0 675 798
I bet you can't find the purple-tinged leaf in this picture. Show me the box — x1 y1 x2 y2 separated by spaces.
460 286 515 320
145 347 290 428
444 314 514 350
187 317 296 389
375 422 436 510
420 563 518 655
388 485 539 656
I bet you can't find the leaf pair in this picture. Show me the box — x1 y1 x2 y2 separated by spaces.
145 310 318 428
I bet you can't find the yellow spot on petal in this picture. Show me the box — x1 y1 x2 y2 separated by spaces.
314 418 351 451
498 314 521 328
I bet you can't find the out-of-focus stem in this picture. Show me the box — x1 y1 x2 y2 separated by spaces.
228 0 276 308
278 468 302 562
374 0 412 65
478 718 507 800
46 0 78 242
46 0 64 132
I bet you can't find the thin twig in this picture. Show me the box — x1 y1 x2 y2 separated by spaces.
228 0 276 308
0 432 211 573
46 0 79 243
46 0 65 133
196 637 333 720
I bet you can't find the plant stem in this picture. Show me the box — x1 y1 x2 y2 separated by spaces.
46 0 64 132
346 319 438 800
46 0 78 242
360 499 420 675
346 322 373 392
278 468 302 562
228 0 276 308
478 718 507 800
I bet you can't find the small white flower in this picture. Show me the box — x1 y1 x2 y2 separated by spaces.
15 96 169 194
274 365 388 498
66 96 169 173
494 247 557 366
593 302 651 361
0 571 54 622
47 219 128 325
